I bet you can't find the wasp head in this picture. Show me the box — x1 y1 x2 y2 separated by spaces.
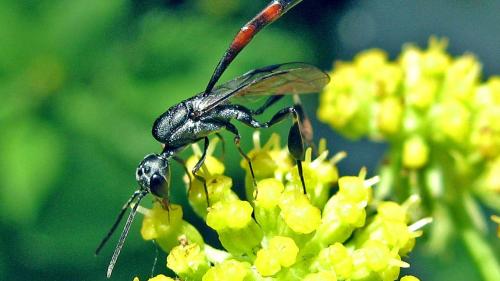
136 154 170 199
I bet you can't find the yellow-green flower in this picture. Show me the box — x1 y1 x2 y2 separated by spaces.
133 274 176 281
135 133 425 280
318 37 500 281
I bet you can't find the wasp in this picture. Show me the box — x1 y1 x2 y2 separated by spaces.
96 0 329 277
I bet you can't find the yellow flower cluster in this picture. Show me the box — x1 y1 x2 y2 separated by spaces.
318 38 500 280
318 36 500 212
135 133 427 281
319 38 500 174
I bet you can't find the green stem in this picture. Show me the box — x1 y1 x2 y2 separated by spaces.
436 146 500 281
461 227 500 281
204 244 231 264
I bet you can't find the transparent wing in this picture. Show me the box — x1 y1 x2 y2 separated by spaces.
198 62 330 115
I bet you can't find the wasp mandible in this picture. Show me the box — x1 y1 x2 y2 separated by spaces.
96 0 329 277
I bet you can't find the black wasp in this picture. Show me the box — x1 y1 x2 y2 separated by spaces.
96 0 329 277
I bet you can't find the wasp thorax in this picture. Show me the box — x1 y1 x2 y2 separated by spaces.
136 154 170 199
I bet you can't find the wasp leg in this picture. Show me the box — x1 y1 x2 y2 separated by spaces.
292 95 314 148
251 95 284 115
173 156 192 195
191 137 210 207
251 95 313 147
215 132 226 160
227 104 306 160
214 104 308 193
264 105 307 193
222 121 258 187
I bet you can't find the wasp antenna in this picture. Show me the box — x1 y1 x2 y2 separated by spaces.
150 240 159 278
106 191 148 278
95 190 141 255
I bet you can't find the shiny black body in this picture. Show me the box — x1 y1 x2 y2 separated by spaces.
96 0 330 278
147 62 329 201
153 92 264 153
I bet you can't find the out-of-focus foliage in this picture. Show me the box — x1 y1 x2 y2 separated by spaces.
0 0 311 280
318 38 500 281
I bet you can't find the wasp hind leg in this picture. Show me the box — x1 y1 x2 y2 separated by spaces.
216 104 309 194
264 105 307 194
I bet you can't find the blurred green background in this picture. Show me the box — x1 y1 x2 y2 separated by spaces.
0 0 499 280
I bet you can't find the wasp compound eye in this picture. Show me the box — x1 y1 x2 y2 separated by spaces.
150 173 169 198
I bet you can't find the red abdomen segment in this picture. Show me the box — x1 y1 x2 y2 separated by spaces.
204 0 303 95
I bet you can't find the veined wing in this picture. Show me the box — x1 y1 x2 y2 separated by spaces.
197 62 330 115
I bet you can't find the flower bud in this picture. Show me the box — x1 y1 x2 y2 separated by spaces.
401 275 420 281
140 203 203 252
255 248 282 276
269 236 299 267
166 243 209 280
280 190 321 234
202 260 251 281
402 136 429 169
133 274 176 281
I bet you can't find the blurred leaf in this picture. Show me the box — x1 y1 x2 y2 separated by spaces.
43 0 128 57
196 0 241 18
0 119 64 225
0 247 5 281
61 88 154 154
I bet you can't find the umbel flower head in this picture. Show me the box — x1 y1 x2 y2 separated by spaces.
134 132 427 281
318 38 500 281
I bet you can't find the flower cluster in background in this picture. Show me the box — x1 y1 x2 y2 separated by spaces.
135 133 426 281
318 38 500 281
